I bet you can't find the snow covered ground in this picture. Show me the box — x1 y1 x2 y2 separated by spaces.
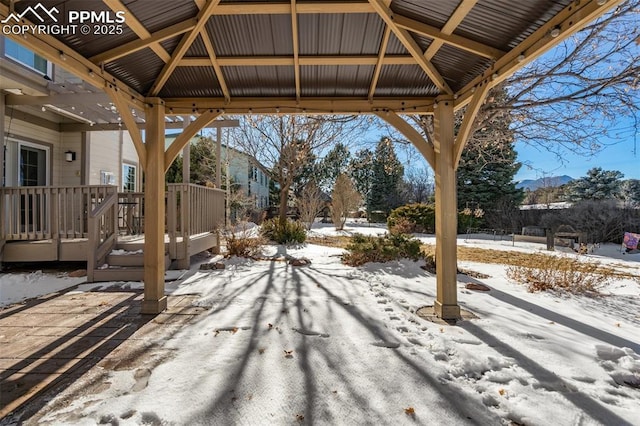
1 220 639 425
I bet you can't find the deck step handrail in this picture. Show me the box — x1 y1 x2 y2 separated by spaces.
87 192 118 282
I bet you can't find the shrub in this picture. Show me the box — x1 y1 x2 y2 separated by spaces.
225 222 266 257
388 203 436 233
342 233 422 266
261 218 307 244
505 255 611 294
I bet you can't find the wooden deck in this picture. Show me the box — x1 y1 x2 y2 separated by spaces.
1 184 225 281
0 289 207 421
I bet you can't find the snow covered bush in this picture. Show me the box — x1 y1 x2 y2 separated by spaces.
342 233 422 266
387 203 435 234
506 255 612 294
261 218 306 244
226 222 266 258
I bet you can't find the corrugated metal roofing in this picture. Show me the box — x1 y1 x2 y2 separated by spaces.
301 65 373 97
207 15 293 56
375 65 439 97
104 48 165 94
2 0 594 102
159 66 223 98
299 13 384 55
122 0 198 33
223 66 296 97
456 0 572 49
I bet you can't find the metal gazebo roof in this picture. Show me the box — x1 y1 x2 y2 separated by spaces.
1 0 621 115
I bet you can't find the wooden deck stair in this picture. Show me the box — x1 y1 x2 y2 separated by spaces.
91 239 171 283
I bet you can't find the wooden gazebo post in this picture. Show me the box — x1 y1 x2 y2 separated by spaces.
142 98 167 314
433 96 459 319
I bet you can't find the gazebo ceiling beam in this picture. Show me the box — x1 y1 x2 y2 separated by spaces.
455 0 626 110
210 2 376 15
103 0 171 63
368 0 453 95
199 29 231 102
291 0 301 101
423 0 478 61
163 97 435 115
369 26 391 101
149 0 222 96
393 14 505 59
90 19 197 64
178 55 417 67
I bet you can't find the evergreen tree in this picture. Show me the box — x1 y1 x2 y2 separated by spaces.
317 143 351 192
565 167 624 202
456 88 524 213
349 148 374 202
621 179 640 207
166 136 224 186
368 137 404 216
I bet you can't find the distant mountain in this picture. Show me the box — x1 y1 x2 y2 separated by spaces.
516 175 573 191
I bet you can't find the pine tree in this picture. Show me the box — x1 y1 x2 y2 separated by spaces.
349 148 374 203
621 179 640 207
317 142 351 192
456 88 524 216
368 137 404 217
565 167 624 201
166 136 223 186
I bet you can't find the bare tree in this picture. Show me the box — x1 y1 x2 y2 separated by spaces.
331 173 362 231
389 2 639 166
298 181 325 230
231 115 358 227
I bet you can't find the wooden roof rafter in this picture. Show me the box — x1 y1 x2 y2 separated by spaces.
90 19 197 64
199 28 231 103
291 0 301 102
423 0 478 61
149 0 222 96
103 0 172 63
368 0 453 95
369 25 391 101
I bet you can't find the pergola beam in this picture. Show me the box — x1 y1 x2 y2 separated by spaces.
149 0 222 96
5 93 109 106
368 0 453 95
103 0 172 63
393 14 505 60
90 19 198 64
0 3 146 110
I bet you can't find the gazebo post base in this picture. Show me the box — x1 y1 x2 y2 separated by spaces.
142 296 167 315
434 301 460 320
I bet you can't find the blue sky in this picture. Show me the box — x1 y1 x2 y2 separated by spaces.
515 132 639 182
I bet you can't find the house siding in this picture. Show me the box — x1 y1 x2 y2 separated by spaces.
87 130 139 188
